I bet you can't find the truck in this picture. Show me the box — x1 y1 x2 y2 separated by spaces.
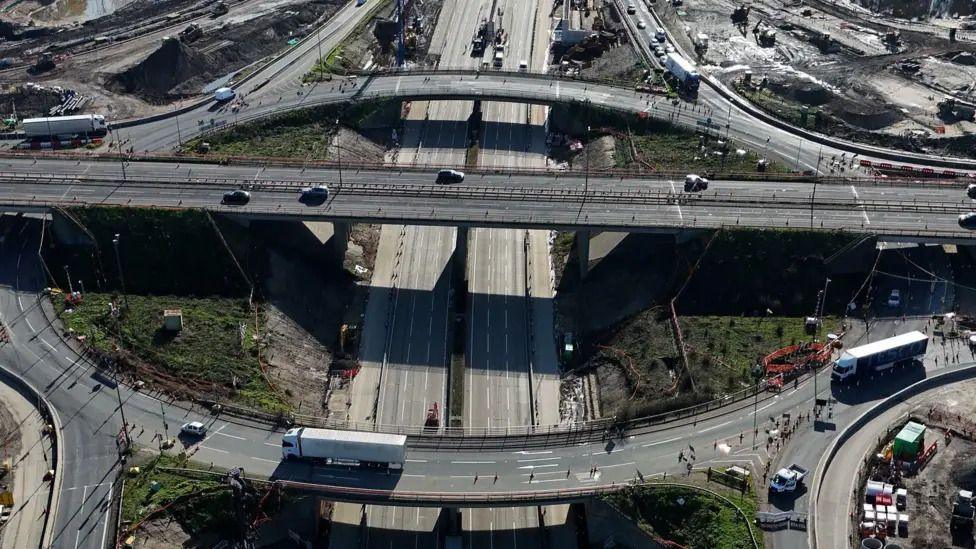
281 427 406 468
664 53 700 93
830 331 928 382
213 87 236 102
22 114 108 138
769 464 808 493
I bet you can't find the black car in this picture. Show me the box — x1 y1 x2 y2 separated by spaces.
960 212 976 230
299 185 330 205
436 169 465 184
968 184 976 199
221 189 251 205
683 174 708 192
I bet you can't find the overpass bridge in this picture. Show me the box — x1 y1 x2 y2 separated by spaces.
0 157 972 243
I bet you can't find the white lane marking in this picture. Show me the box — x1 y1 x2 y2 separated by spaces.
669 180 684 220
25 317 34 332
516 456 560 463
100 484 114 549
851 185 870 225
199 445 229 454
41 338 56 351
213 431 246 441
250 456 278 464
452 460 496 464
522 478 566 484
598 461 636 469
753 402 776 415
73 485 89 549
264 442 280 448
641 436 682 447
513 450 551 455
697 419 733 434
405 459 427 463
518 464 559 469
401 473 426 478
17 295 23 311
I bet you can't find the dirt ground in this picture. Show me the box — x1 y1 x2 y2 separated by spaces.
658 0 976 154
867 380 976 548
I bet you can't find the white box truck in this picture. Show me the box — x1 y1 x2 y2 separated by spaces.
281 427 407 468
213 87 236 102
830 331 928 382
22 114 108 137
664 53 700 93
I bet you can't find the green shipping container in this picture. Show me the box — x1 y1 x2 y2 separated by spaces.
893 421 926 460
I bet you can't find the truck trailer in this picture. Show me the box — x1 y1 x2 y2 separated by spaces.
281 427 407 468
664 53 700 93
830 331 928 382
22 114 108 138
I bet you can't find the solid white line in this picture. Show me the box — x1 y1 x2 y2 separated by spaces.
598 461 636 469
100 484 114 549
405 459 427 463
452 460 495 464
41 338 56 351
753 402 776 415
697 419 733 434
17 295 23 311
199 446 229 454
518 464 559 469
25 317 34 332
213 431 246 441
401 473 426 478
513 450 552 455
641 436 682 447
263 442 280 448
521 478 566 484
516 456 560 463
249 456 278 464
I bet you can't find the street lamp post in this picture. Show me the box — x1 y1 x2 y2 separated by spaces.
112 234 129 310
335 119 343 188
813 277 831 413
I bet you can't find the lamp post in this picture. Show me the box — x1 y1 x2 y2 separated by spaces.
335 119 343 188
813 277 831 412
112 234 128 310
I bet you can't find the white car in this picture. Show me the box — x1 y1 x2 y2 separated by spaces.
181 421 207 437
637 20 647 29
886 289 901 307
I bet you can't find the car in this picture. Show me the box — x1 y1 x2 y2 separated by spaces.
300 185 330 205
637 20 647 29
968 183 976 199
886 289 901 307
960 212 976 230
627 3 636 14
221 189 250 205
653 45 664 56
180 421 207 437
684 174 709 192
656 28 666 41
665 43 676 53
436 169 465 183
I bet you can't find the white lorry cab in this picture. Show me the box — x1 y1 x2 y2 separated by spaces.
830 331 928 382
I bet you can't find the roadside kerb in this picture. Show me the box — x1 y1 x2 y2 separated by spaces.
808 361 976 549
0 364 63 549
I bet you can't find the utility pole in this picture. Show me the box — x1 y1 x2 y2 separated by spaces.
335 119 343 188
116 138 128 183
112 301 131 451
175 116 183 149
809 178 818 229
794 138 803 172
63 265 73 294
813 277 831 412
112 234 129 310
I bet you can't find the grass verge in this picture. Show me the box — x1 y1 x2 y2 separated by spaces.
603 481 762 549
121 455 233 536
616 127 787 173
58 293 286 411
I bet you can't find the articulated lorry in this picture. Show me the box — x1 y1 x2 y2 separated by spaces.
22 114 108 137
281 427 406 468
664 53 700 93
830 331 928 382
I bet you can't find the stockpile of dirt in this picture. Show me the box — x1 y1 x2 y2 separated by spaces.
109 2 335 101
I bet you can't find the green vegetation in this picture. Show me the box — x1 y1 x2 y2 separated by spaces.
304 0 393 80
59 293 285 410
183 102 398 159
121 455 233 535
616 128 786 174
736 85 827 132
604 483 762 549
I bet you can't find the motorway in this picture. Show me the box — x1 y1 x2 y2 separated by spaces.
0 157 971 239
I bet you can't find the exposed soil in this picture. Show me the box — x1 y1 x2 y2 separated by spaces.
0 84 64 119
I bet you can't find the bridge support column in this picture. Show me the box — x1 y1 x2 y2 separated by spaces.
329 221 349 270
453 226 469 281
577 230 591 280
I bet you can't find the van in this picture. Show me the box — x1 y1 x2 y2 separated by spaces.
518 60 528 72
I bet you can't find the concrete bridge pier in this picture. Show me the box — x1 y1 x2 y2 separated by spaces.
577 230 591 280
329 221 349 270
453 226 469 281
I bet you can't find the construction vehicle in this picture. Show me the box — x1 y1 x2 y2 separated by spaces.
810 32 839 53
693 33 709 56
471 19 493 55
951 490 975 534
424 402 440 429
179 23 203 42
731 5 750 25
830 331 928 382
769 464 808 493
752 21 776 46
938 96 976 121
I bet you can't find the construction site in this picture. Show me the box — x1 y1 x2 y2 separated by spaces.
653 0 976 155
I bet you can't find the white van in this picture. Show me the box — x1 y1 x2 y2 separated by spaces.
518 60 528 72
